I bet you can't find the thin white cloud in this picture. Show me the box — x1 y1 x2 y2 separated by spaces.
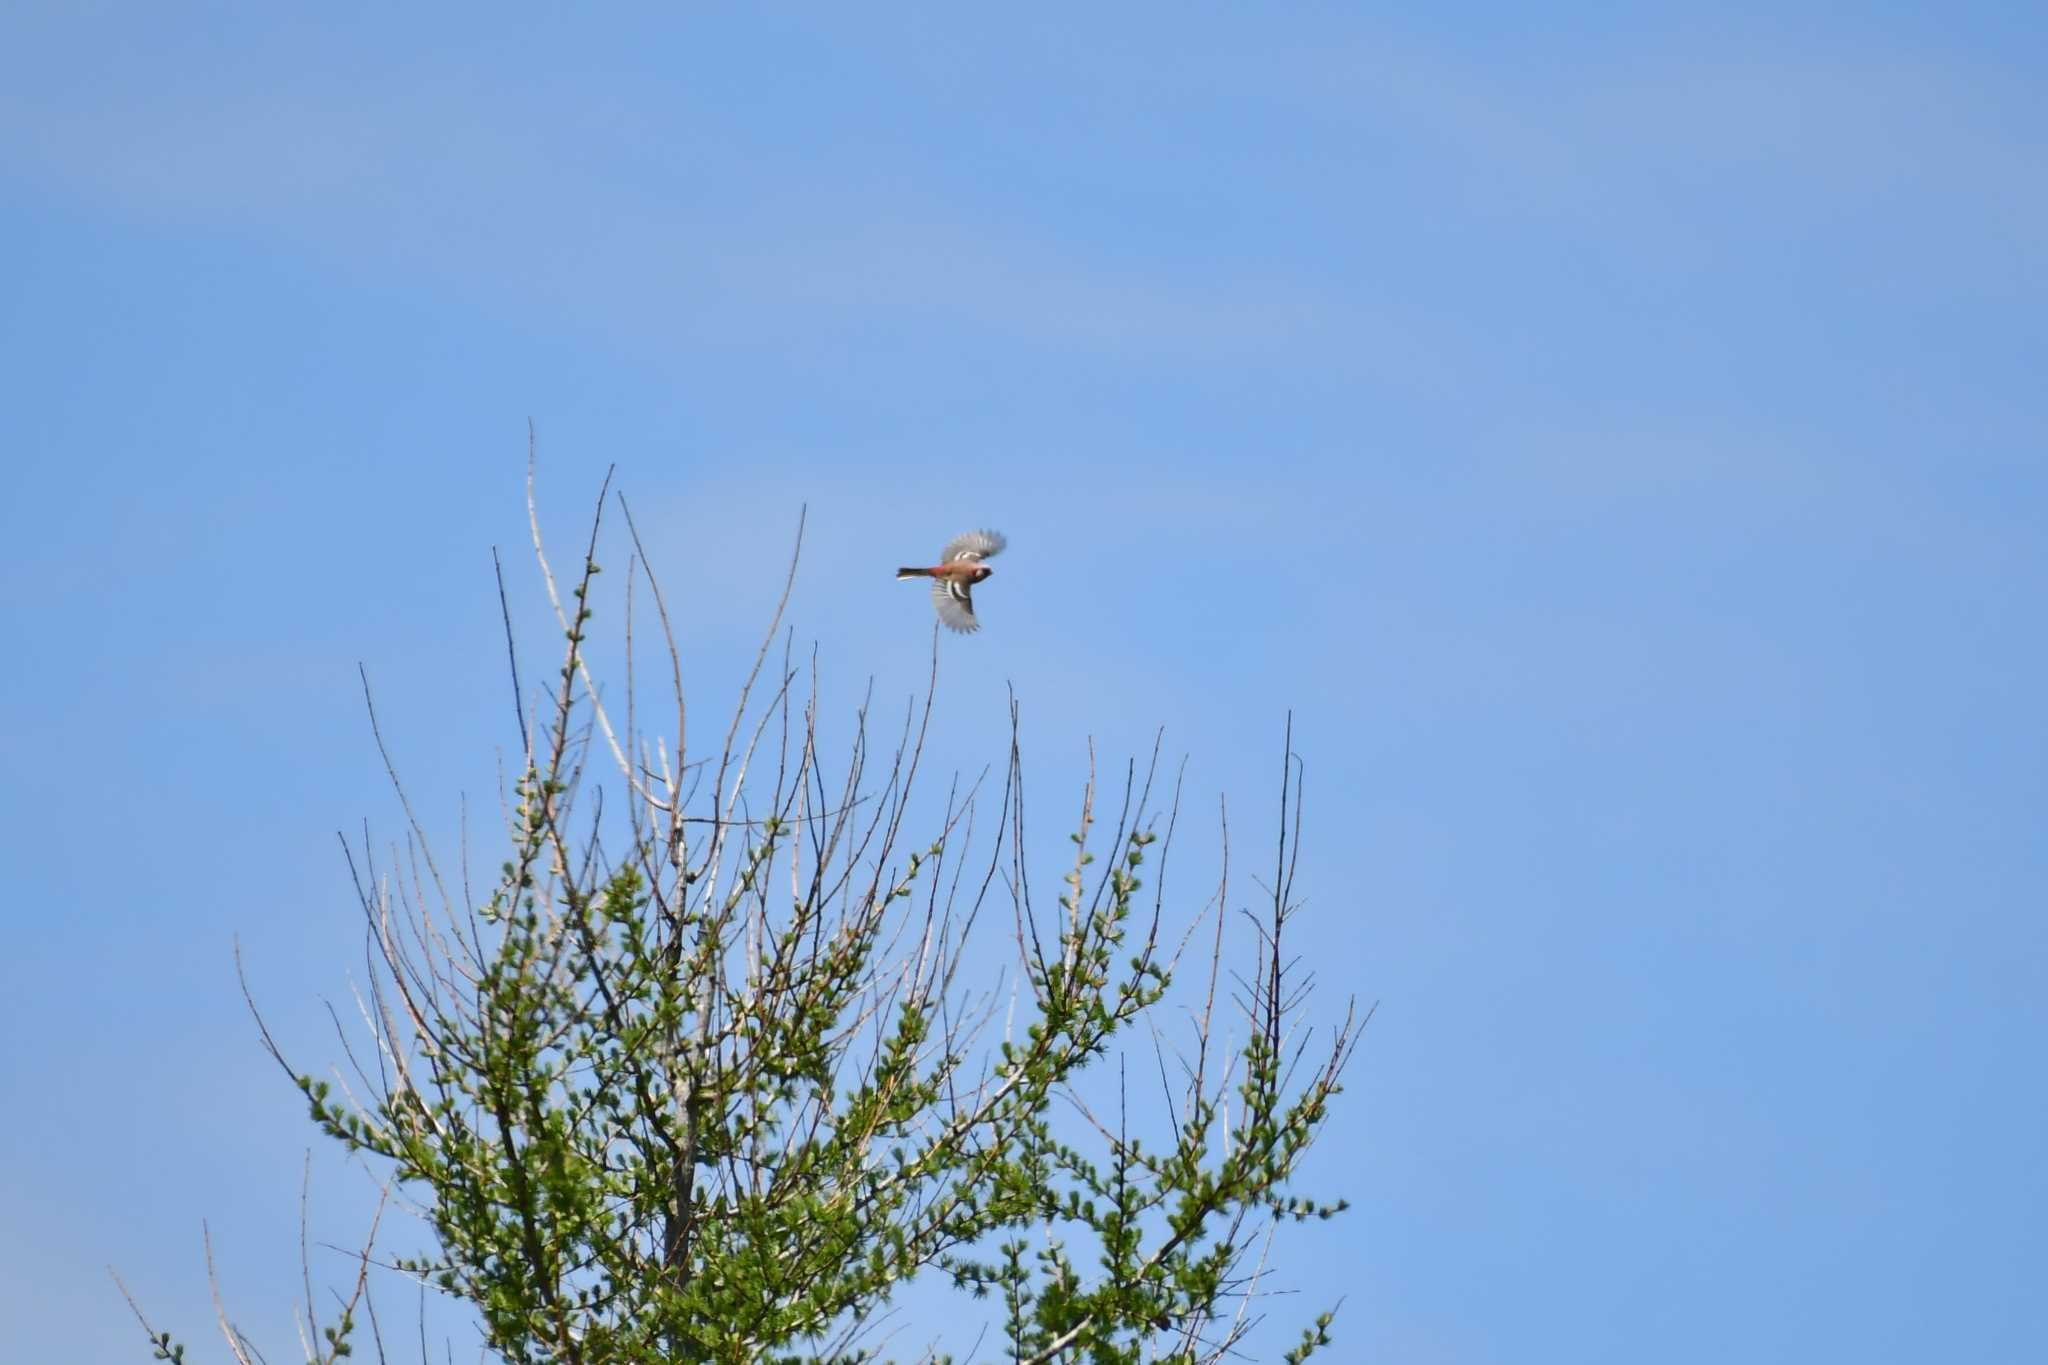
0 65 1353 364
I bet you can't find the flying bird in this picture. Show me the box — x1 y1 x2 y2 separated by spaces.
897 529 1007 633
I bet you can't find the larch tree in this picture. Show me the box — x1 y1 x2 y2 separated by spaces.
123 469 1363 1365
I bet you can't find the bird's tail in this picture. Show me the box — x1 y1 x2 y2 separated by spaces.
895 567 933 580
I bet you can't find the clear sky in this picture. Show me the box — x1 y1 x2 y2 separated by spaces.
3 4 2044 1362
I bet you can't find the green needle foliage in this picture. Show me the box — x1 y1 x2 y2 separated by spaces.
131 475 1362 1365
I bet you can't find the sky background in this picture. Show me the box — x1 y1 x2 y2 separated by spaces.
3 3 2045 1361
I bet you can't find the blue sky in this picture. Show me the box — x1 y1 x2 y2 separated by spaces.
3 4 2044 1361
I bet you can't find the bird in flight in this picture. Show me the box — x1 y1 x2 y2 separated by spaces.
896 529 1007 633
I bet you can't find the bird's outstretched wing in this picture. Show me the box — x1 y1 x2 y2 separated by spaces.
931 578 980 633
940 529 1006 564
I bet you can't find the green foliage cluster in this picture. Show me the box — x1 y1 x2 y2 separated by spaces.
131 485 1359 1365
